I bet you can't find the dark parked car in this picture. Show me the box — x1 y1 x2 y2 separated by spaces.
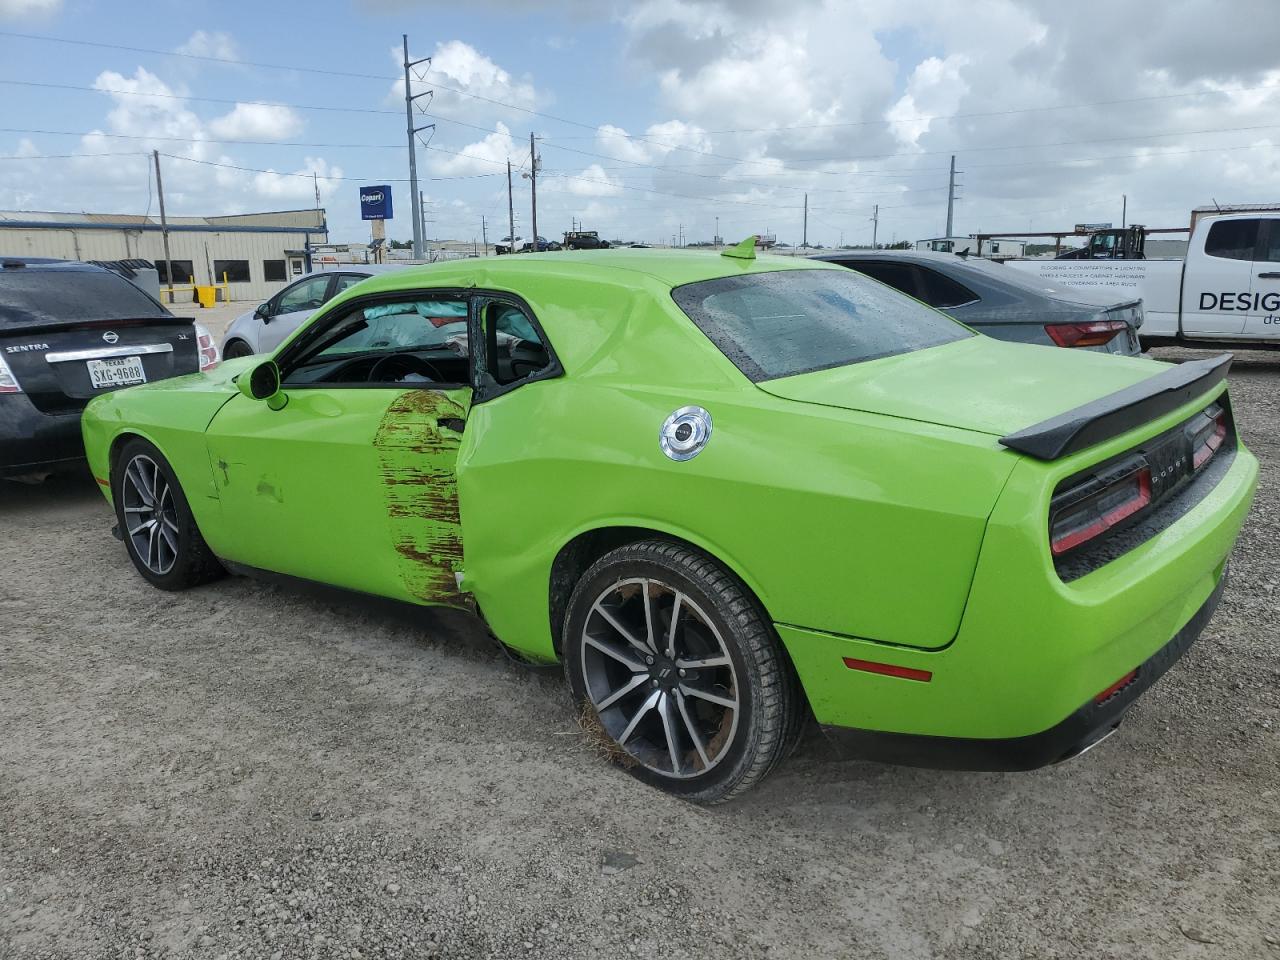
520 236 561 252
0 258 217 480
812 251 1143 355
563 230 611 250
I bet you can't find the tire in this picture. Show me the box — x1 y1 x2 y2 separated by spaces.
112 438 224 591
222 339 253 360
563 539 803 803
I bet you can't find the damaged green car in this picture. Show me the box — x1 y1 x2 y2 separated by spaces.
82 243 1257 802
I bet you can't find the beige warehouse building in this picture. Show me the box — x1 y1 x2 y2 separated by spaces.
0 208 329 302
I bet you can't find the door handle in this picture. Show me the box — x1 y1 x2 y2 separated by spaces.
1258 272 1280 279
437 417 465 433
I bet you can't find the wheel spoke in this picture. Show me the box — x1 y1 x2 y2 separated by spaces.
674 689 712 770
128 518 152 538
159 522 179 557
617 689 661 745
147 522 160 569
641 580 658 654
122 505 151 514
127 461 153 505
665 591 683 659
592 602 652 656
675 654 730 670
161 515 180 534
679 682 736 711
657 692 681 774
593 673 649 712
584 633 647 673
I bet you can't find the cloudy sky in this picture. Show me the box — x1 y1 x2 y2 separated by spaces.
0 0 1277 247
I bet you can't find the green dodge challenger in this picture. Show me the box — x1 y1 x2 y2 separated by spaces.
81 243 1257 802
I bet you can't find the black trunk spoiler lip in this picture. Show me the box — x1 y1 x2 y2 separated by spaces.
1000 353 1232 461
0 315 194 336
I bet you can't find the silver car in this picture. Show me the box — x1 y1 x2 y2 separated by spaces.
812 251 1144 355
220 265 409 359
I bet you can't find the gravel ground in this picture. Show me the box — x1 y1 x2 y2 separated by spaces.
1 347 1277 960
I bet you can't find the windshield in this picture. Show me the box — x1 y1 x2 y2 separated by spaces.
671 268 970 382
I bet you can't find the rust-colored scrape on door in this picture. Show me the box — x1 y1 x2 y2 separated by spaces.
373 389 470 606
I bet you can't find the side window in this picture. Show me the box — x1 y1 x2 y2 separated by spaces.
278 276 332 314
334 273 370 295
1260 221 1280 264
846 261 921 300
915 267 979 308
1204 219 1260 261
283 297 470 387
480 300 553 386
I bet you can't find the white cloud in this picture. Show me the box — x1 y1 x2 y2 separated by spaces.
0 0 60 18
174 30 241 62
208 103 305 142
427 122 516 176
390 39 542 126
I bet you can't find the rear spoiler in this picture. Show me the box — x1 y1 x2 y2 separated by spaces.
1000 353 1232 460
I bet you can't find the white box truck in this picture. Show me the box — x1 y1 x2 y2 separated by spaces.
1006 211 1280 348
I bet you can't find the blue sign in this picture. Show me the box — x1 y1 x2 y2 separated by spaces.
359 185 393 221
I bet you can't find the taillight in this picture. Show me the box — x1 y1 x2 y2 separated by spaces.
194 322 220 372
1050 465 1152 556
0 353 21 393
1190 407 1227 470
1045 319 1128 348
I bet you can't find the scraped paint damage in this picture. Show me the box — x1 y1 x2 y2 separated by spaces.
373 389 469 606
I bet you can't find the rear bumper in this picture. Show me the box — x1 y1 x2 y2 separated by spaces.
0 393 85 478
817 568 1226 770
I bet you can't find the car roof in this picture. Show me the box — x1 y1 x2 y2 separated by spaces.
812 249 1134 308
346 248 839 295
0 257 116 274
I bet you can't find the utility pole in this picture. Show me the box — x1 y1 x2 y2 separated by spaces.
871 204 879 249
312 171 320 209
715 215 720 246
402 34 434 260
945 154 957 238
152 150 174 300
1122 194 1127 229
529 132 539 251
802 193 808 249
507 160 516 252
481 215 488 255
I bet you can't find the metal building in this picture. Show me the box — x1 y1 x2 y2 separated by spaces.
0 208 329 302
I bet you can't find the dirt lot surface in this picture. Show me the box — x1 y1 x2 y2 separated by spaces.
2 347 1277 960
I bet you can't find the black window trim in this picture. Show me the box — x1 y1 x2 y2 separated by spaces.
271 286 561 399
1257 218 1280 265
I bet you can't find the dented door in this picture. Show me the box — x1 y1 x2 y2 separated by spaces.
203 384 471 606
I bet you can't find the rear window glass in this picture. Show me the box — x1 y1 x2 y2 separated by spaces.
0 269 168 326
671 268 969 382
1204 219 1259 261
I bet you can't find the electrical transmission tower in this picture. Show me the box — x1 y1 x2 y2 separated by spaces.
402 34 435 260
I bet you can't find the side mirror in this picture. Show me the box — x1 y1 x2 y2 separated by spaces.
237 360 287 410
254 302 271 322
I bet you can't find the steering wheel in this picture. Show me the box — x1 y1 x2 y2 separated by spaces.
369 352 444 384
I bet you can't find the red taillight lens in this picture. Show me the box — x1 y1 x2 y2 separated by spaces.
1045 319 1128 348
1191 411 1227 469
194 322 220 372
1050 467 1152 556
0 354 21 393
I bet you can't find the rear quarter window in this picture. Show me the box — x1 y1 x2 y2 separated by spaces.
0 269 168 326
671 268 970 382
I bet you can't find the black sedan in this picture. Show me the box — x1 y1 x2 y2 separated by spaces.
1 258 217 481
812 251 1143 355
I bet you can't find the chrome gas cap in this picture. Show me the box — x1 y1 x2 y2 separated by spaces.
660 406 713 461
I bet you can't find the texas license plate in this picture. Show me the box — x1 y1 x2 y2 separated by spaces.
87 356 147 389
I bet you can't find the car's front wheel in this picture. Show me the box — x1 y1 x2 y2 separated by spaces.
221 339 253 360
564 540 803 803
112 438 224 591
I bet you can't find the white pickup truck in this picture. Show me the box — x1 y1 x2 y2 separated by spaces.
1006 212 1280 348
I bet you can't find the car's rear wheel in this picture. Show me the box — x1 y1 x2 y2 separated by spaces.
222 339 253 360
113 438 223 590
563 540 802 803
